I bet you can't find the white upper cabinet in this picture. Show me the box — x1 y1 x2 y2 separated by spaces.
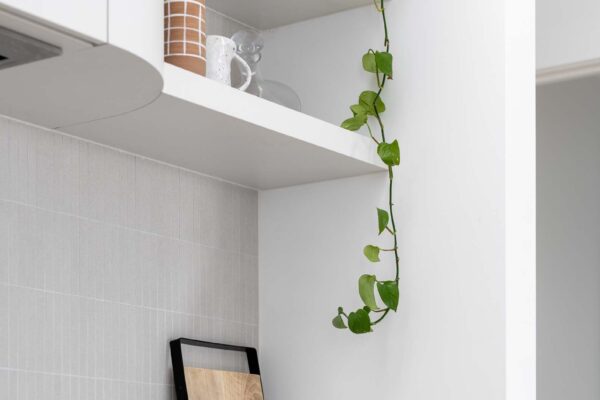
0 0 107 43
537 0 600 70
108 0 164 74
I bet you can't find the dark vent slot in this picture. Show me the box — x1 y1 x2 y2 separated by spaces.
0 55 7 61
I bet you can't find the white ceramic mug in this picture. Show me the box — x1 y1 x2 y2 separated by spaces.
206 35 252 91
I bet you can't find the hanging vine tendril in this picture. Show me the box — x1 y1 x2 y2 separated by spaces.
333 0 399 334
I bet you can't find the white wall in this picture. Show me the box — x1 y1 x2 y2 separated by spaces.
537 0 600 69
537 76 600 400
260 2 535 399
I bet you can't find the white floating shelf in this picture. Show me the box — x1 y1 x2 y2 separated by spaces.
64 64 385 190
0 0 384 190
206 0 373 30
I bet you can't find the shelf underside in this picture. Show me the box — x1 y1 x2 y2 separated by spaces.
63 65 384 190
206 0 373 30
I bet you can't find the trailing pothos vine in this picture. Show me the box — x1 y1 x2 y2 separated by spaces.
332 0 399 334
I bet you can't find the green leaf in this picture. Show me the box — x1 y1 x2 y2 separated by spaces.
362 52 377 73
359 91 386 115
341 113 367 131
375 51 393 78
347 309 372 334
377 140 400 166
377 281 399 311
358 274 378 310
377 208 389 235
332 314 347 329
350 104 368 117
363 245 380 262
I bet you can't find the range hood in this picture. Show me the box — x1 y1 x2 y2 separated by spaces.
0 25 61 70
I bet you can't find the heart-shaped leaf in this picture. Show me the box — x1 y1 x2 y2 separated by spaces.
363 245 380 262
377 281 399 311
362 52 377 73
375 51 393 78
377 208 389 235
377 140 400 166
332 314 347 329
359 91 386 115
348 308 372 334
350 104 368 117
341 113 367 131
358 274 378 310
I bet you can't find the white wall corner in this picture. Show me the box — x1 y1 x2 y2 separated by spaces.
505 0 536 399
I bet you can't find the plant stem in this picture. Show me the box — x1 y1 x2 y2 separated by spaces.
375 0 400 324
366 122 379 145
336 0 399 333
371 308 390 325
388 167 400 282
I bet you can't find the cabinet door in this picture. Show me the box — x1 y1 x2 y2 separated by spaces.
0 0 107 42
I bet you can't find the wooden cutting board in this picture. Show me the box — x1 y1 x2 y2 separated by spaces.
184 367 264 400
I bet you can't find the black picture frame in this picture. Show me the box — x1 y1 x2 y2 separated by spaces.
170 338 263 400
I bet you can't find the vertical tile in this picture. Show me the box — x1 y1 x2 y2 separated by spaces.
44 212 79 295
78 297 95 378
1 116 33 205
80 377 95 400
123 304 138 383
239 187 258 256
160 236 182 313
194 176 240 252
58 294 83 376
79 220 103 300
179 170 196 242
33 128 82 214
241 254 259 326
170 241 195 315
0 116 10 201
3 119 81 213
9 206 79 294
137 233 160 310
11 286 53 371
9 206 45 289
135 158 180 238
0 284 8 368
80 142 135 227
0 369 8 400
18 371 35 400
8 371 18 399
80 220 136 303
220 253 240 322
0 201 8 284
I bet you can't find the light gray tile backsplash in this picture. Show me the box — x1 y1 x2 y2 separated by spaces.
0 115 259 399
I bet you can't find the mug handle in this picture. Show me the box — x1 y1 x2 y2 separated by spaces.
233 54 252 92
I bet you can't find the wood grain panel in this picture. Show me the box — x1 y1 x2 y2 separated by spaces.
184 367 264 400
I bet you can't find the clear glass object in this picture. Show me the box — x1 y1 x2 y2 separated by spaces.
232 30 302 112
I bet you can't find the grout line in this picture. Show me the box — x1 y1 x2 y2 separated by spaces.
0 282 259 328
0 198 258 259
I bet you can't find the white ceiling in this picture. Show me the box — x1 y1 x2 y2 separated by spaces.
206 0 373 30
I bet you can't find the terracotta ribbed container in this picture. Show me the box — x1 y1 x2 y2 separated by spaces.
164 0 207 76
